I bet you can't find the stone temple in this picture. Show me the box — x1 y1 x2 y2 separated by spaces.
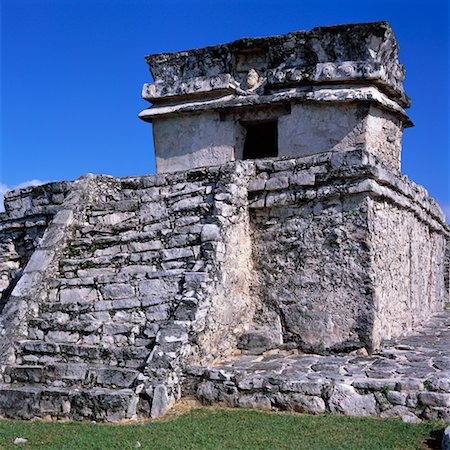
0 22 449 422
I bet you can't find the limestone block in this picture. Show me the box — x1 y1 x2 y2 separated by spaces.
290 171 315 187
25 250 54 273
238 394 272 410
129 241 162 252
46 331 79 344
139 279 179 296
197 381 218 405
110 298 141 310
418 392 450 407
8 272 42 300
103 323 134 336
265 176 289 191
101 284 135 300
386 391 408 406
200 224 221 242
95 212 134 226
289 395 326 414
39 226 66 249
426 376 450 393
159 248 193 261
145 304 171 322
150 385 171 418
328 384 377 416
60 288 98 304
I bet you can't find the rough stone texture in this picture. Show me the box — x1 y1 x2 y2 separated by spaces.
368 198 447 349
144 22 408 106
328 384 377 417
278 103 403 171
0 148 447 421
140 22 411 173
247 150 447 353
186 310 450 422
0 182 72 303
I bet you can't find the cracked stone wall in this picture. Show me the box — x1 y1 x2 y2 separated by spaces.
368 199 448 348
244 150 448 353
250 194 373 354
0 182 72 304
0 150 448 420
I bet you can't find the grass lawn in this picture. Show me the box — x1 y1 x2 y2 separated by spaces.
0 407 445 450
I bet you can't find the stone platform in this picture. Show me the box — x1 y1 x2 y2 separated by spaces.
187 310 450 422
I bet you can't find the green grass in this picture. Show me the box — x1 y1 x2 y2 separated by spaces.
0 408 444 450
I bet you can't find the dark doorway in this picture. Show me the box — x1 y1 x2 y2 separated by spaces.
243 121 278 160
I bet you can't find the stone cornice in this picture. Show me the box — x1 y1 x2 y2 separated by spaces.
139 85 412 126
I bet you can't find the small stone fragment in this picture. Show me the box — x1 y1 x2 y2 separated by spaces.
151 385 170 418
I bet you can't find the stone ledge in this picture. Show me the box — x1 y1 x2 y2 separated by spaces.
139 85 411 125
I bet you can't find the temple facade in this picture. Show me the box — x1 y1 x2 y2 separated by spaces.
0 22 448 422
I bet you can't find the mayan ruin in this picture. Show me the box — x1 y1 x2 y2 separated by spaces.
0 21 449 424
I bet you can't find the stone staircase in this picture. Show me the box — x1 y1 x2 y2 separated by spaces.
0 227 152 420
0 169 250 420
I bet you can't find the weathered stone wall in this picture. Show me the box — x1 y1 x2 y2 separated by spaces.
2 151 447 363
365 106 403 171
153 112 237 173
0 150 447 420
278 103 366 160
153 101 404 175
3 165 260 416
0 182 72 302
279 103 404 171
244 150 448 353
250 195 373 354
368 199 448 348
246 155 373 353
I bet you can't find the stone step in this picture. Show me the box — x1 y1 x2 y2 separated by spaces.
0 383 139 421
5 363 140 389
38 298 144 314
17 340 150 369
28 317 144 337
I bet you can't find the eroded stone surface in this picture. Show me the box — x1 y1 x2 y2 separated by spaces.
0 149 446 421
187 310 450 422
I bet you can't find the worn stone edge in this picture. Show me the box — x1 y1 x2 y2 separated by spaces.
139 85 411 126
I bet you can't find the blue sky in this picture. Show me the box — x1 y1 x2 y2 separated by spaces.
1 0 449 217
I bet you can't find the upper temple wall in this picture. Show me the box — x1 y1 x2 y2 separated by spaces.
144 22 409 107
139 22 412 174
